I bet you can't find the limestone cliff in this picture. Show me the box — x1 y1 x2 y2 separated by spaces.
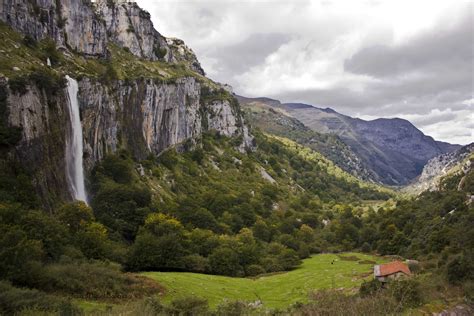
0 0 204 73
0 0 251 207
406 143 474 193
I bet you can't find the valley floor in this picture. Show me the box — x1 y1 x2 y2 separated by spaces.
143 252 385 309
79 253 384 313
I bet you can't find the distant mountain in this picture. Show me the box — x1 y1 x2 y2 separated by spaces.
407 143 474 192
238 96 377 182
239 97 461 185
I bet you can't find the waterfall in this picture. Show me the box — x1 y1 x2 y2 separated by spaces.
65 75 88 204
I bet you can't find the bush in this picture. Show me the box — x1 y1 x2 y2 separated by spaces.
154 46 167 60
447 254 474 284
169 297 209 316
182 254 209 273
209 247 243 276
0 281 78 315
8 75 29 96
0 226 44 283
28 68 67 96
299 289 398 315
359 279 382 297
22 35 37 48
95 154 134 184
216 300 251 316
389 279 422 308
361 242 371 253
40 38 61 66
32 261 160 299
245 264 266 276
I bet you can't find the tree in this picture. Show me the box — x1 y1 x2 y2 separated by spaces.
0 227 44 283
127 232 186 271
209 247 243 276
56 202 94 233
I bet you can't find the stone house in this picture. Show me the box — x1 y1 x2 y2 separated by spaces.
373 261 411 282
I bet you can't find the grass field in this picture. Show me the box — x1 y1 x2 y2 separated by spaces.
142 252 387 309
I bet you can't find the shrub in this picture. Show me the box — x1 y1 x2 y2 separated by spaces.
245 264 266 276
359 279 382 297
300 290 398 315
407 261 421 274
361 242 371 253
168 297 209 316
22 35 37 48
40 38 61 66
447 254 474 284
389 279 422 308
182 254 209 273
34 261 160 299
216 300 251 316
154 46 167 60
8 76 29 96
260 257 283 273
0 226 44 283
95 154 135 184
209 247 243 276
0 281 78 315
28 68 67 96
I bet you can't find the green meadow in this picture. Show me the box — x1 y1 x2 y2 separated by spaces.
142 253 387 309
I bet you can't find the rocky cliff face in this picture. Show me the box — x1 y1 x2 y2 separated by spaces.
0 0 204 73
79 77 251 170
0 0 250 206
408 143 474 192
5 77 71 206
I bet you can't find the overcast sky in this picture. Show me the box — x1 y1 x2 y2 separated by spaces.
136 0 473 145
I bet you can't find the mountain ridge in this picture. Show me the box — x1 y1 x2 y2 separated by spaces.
239 96 460 185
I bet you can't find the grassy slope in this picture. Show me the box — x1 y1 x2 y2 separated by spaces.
142 253 388 309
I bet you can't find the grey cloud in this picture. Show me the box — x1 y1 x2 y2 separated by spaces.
269 7 473 120
409 112 457 126
210 33 292 75
343 9 473 78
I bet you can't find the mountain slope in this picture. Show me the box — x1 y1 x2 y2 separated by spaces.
238 96 377 182
283 103 460 185
242 98 460 185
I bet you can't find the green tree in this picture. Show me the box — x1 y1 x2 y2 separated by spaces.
209 247 243 276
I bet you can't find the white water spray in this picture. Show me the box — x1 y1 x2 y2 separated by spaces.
65 75 88 204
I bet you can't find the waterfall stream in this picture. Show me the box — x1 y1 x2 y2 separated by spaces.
65 76 88 204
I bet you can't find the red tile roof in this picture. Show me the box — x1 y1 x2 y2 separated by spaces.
375 261 411 277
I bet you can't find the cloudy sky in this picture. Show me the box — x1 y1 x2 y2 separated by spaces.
136 0 473 145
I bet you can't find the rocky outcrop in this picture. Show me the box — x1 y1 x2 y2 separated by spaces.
95 1 167 60
0 0 204 72
408 143 474 192
61 0 108 56
0 0 65 46
79 77 205 169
